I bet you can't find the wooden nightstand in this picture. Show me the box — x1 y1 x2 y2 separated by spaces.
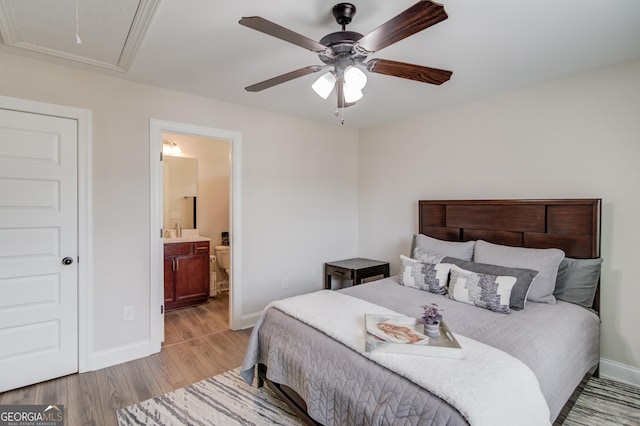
324 258 390 290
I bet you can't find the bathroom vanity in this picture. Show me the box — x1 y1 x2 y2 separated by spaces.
163 237 210 311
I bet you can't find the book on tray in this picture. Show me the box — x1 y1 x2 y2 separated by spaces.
365 314 463 358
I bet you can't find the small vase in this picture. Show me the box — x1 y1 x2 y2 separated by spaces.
424 321 440 337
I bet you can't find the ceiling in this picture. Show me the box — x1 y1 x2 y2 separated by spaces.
1 0 639 128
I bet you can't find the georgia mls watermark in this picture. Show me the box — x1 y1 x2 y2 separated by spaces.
0 405 64 426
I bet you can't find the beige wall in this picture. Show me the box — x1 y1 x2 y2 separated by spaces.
0 52 359 362
358 60 640 376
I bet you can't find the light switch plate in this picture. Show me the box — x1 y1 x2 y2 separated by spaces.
123 306 135 322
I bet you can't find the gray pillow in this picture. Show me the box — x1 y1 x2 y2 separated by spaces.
447 265 517 314
411 234 475 261
554 257 602 309
473 240 565 304
413 247 445 264
441 257 538 310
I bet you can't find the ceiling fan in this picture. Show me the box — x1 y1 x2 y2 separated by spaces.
239 1 452 110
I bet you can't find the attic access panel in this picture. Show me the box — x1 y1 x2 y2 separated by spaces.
0 0 158 71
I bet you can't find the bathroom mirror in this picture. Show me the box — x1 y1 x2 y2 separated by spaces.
163 156 197 231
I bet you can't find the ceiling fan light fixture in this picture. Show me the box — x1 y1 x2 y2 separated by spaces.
312 72 336 99
343 83 363 103
344 66 367 90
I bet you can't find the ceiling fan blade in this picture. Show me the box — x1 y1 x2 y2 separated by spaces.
366 58 452 85
239 16 328 53
245 65 327 92
354 1 448 53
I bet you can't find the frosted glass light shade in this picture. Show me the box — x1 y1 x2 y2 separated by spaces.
312 72 336 99
344 66 367 90
343 84 363 103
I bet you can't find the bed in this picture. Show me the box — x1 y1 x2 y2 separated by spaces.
241 199 602 425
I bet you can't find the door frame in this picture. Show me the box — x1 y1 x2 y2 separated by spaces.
149 119 242 352
0 95 93 373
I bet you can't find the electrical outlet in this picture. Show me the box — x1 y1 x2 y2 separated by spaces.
282 277 289 289
123 306 135 322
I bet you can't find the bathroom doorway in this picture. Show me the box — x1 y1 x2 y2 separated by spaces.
161 133 231 346
149 119 242 353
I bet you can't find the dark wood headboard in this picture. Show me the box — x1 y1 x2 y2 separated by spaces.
418 199 602 309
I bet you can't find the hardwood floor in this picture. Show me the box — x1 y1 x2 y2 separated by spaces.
163 292 230 346
0 292 252 426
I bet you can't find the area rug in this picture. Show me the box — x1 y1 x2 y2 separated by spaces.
563 376 640 426
117 368 304 426
118 368 639 426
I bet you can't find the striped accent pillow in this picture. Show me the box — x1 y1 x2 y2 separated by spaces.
398 255 450 295
447 264 517 314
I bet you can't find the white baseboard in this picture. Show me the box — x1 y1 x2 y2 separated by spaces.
237 311 262 330
90 340 151 371
91 312 261 370
600 357 640 388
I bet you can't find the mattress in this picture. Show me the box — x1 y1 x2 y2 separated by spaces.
242 277 600 425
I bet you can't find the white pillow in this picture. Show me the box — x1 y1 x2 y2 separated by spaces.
473 240 565 304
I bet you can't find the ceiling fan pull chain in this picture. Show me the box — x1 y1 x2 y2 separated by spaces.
75 0 82 44
335 106 345 125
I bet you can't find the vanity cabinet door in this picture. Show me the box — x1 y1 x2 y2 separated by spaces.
164 256 176 307
174 254 210 305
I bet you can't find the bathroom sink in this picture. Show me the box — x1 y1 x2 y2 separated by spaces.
163 236 211 243
163 228 211 243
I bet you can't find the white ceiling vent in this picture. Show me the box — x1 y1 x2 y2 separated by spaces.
0 0 159 72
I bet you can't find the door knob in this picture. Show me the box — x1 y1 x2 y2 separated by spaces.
62 257 74 265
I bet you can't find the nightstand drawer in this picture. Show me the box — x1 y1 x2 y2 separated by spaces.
325 265 352 279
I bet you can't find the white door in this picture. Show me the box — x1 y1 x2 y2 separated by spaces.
0 108 78 392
